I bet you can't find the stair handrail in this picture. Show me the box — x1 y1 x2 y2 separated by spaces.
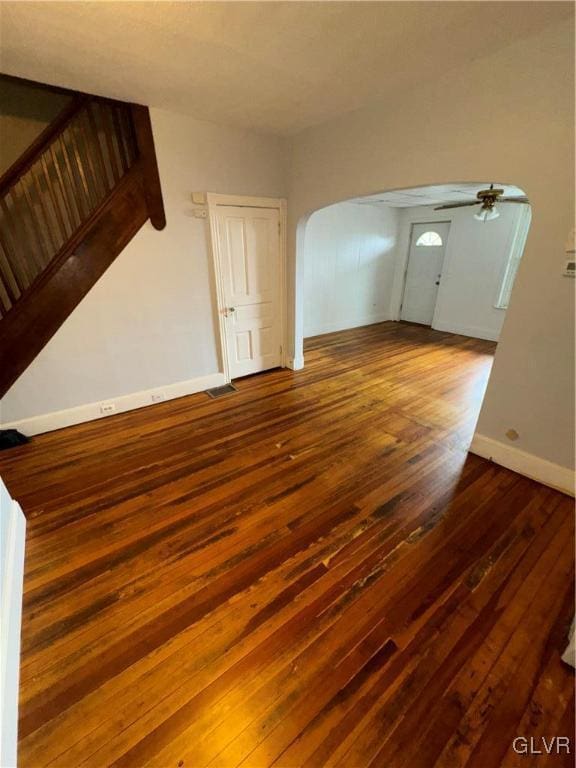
0 94 89 195
0 84 165 396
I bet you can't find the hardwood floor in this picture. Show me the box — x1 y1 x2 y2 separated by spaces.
1 321 573 767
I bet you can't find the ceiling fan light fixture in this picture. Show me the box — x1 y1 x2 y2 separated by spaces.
474 205 500 222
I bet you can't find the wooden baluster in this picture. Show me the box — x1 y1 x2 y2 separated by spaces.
40 154 70 246
23 169 48 261
16 179 50 275
0 195 30 291
96 102 122 184
0 236 20 308
48 142 79 235
58 132 90 223
111 104 130 174
0 251 14 314
103 103 127 179
127 106 139 165
0 275 10 316
108 105 127 177
30 161 61 254
119 105 138 166
76 109 105 204
68 115 97 213
89 102 113 189
86 102 112 195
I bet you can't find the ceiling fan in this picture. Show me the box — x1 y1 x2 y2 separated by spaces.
434 184 530 222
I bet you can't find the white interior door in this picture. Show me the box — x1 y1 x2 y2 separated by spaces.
400 221 450 325
216 205 282 379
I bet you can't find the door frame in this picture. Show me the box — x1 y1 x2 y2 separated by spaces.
398 220 451 325
207 193 288 383
391 216 452 324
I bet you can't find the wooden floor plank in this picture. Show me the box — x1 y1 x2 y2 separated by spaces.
1 321 573 768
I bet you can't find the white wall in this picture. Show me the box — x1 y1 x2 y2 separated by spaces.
0 107 286 429
390 203 528 342
287 17 575 475
303 202 399 337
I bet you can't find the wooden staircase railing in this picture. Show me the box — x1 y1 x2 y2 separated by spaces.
0 92 165 398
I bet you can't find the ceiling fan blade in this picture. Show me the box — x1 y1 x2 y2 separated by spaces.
434 201 479 210
497 197 530 204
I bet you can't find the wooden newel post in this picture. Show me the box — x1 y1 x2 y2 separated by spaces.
130 104 166 231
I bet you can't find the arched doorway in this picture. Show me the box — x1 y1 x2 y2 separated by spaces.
293 181 530 369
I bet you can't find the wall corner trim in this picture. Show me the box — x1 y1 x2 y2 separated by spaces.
287 355 304 371
0 478 26 768
0 372 227 437
469 433 575 497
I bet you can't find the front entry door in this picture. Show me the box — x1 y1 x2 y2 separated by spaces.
400 222 450 325
215 205 282 378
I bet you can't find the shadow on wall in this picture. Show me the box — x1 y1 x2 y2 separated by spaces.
297 180 531 348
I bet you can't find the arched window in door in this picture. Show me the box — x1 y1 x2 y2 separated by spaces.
416 231 443 246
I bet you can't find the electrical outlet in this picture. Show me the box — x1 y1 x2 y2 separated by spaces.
100 402 116 415
151 392 166 403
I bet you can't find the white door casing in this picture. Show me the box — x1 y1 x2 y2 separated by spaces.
1 477 26 768
400 221 450 325
210 201 283 379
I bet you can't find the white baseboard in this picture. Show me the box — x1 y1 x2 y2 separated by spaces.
304 313 390 338
0 372 227 437
432 320 500 342
470 433 575 496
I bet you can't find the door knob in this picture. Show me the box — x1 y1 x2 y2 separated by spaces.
223 307 236 317
435 281 440 285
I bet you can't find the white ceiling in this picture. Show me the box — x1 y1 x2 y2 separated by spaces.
350 183 527 208
0 2 572 136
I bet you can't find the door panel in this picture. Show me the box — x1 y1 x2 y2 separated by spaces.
217 206 281 378
228 218 249 296
401 221 450 325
